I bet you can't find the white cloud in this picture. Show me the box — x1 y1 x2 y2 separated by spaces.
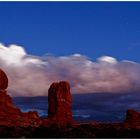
0 43 140 97
0 43 26 65
97 56 118 64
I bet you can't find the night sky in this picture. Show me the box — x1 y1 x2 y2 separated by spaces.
0 2 140 63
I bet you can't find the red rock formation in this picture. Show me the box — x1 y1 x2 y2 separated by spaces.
0 69 42 127
0 69 73 128
0 69 8 90
48 81 73 127
125 109 140 126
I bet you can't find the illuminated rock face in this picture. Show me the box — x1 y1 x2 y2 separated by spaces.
125 109 140 126
0 69 42 127
48 81 73 127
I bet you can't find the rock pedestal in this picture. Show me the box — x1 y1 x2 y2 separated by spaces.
48 81 73 127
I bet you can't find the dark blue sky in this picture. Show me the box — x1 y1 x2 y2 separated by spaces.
0 2 140 62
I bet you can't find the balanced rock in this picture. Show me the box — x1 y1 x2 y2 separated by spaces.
0 69 42 127
48 81 73 127
0 69 8 90
125 109 140 126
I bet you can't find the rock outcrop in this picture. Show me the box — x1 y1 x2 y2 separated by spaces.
124 109 140 126
48 81 73 127
0 69 42 127
0 69 74 128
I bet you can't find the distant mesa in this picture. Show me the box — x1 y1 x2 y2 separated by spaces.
48 81 73 127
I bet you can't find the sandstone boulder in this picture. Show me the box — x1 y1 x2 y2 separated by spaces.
0 69 8 90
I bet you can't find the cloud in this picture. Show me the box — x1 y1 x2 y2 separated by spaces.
97 56 118 64
0 43 140 97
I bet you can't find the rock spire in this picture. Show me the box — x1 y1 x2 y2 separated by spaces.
48 81 73 127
